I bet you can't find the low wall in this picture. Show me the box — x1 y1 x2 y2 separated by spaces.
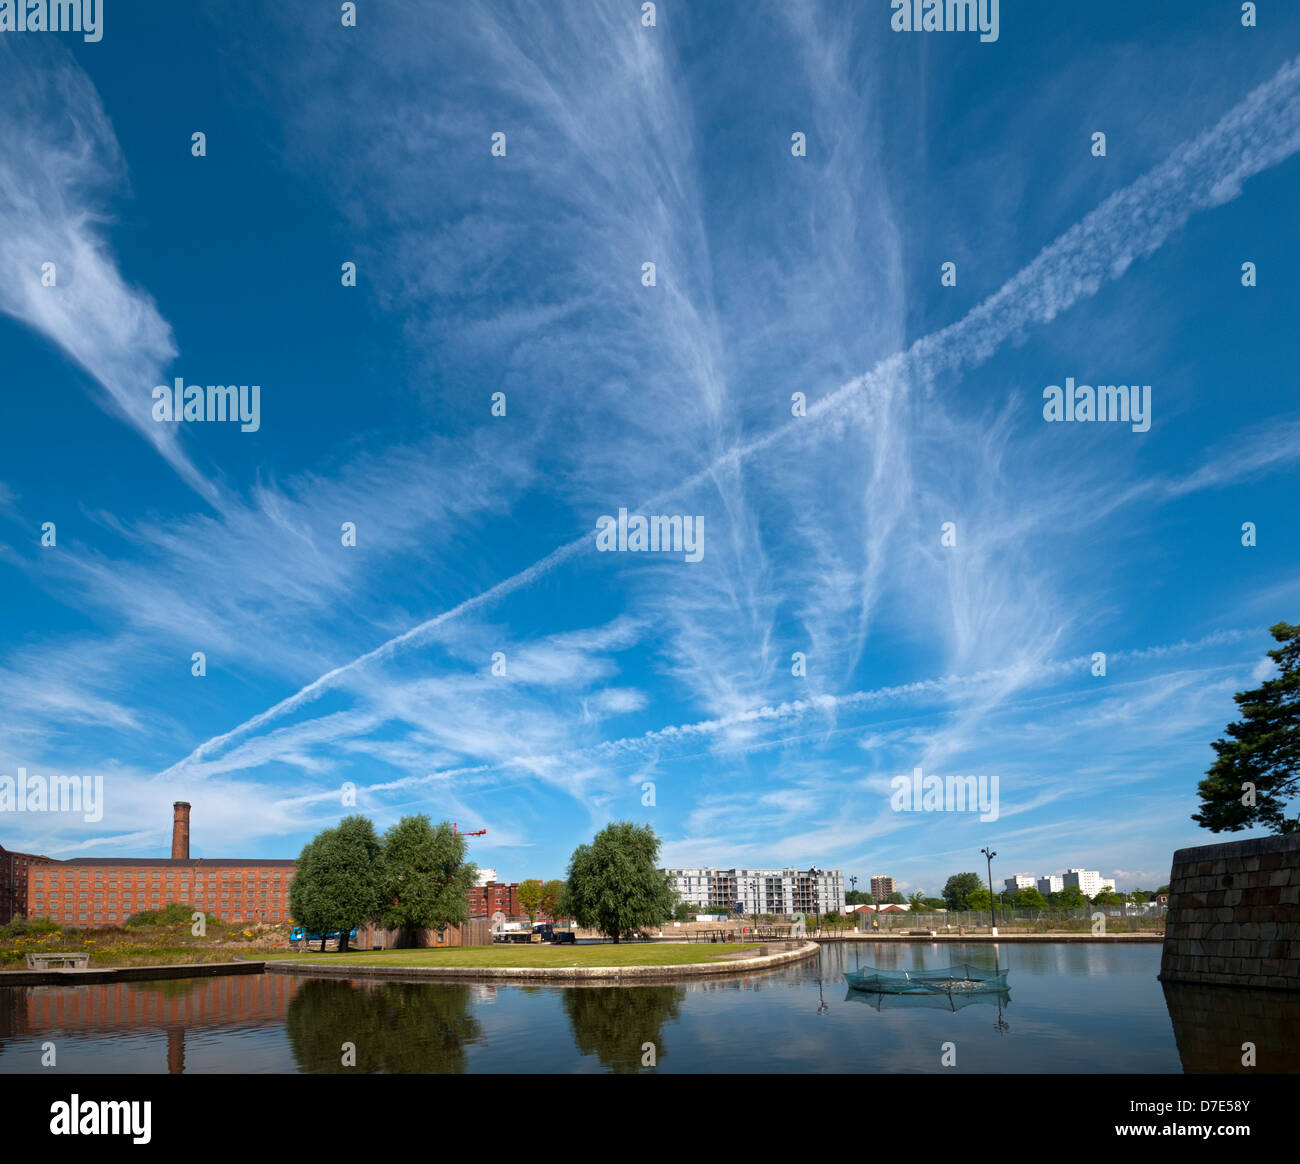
1160 832 1300 990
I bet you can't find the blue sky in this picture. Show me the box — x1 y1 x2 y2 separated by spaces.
1 1 1298 897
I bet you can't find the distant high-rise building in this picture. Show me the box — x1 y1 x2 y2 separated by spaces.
1004 873 1037 895
662 867 845 916
1063 868 1114 896
871 875 898 900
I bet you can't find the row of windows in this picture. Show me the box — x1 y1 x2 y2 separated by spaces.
35 895 286 901
35 882 290 888
40 911 287 923
34 872 293 880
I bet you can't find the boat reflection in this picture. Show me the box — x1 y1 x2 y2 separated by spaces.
843 985 1012 1017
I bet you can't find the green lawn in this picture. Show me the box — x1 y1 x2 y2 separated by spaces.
256 942 762 967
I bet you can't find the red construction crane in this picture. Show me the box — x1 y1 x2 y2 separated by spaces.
453 822 487 837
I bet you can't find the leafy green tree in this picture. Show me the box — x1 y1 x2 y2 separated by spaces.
924 897 947 910
907 891 928 913
517 879 545 925
1049 886 1088 910
968 888 992 911
1130 890 1150 903
1156 884 1171 896
562 821 677 943
1194 622 1300 834
845 889 871 905
1092 890 1125 906
885 891 907 904
377 815 476 944
1014 887 1047 909
541 879 567 922
942 873 983 911
289 815 382 951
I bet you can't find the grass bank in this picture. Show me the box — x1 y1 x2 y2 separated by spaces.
0 910 293 970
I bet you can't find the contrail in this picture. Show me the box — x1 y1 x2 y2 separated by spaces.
160 56 1300 777
582 628 1257 758
157 538 589 776
325 627 1258 796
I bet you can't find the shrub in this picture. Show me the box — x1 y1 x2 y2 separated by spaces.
124 901 216 929
1 916 61 939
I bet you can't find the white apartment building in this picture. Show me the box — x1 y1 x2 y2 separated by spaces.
1062 868 1115 896
1003 873 1037 894
663 866 845 916
1037 874 1064 895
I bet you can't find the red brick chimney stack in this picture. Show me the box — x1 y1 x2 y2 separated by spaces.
171 801 191 860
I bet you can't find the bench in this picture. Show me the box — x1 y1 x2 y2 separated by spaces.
25 953 91 970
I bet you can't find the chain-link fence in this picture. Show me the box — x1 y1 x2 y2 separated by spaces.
843 907 1165 934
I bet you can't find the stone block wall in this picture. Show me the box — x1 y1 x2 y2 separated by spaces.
1160 832 1300 989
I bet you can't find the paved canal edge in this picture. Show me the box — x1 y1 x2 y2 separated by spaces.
811 933 1163 943
259 940 821 982
0 960 265 988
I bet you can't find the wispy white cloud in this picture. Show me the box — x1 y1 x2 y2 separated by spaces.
0 40 215 504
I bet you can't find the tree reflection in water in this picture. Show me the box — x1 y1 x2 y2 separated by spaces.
286 979 482 1073
561 984 685 1073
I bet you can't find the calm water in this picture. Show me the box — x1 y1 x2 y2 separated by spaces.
2 942 1296 1073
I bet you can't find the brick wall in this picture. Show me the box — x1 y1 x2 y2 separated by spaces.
1160 833 1300 989
25 859 296 928
467 881 521 918
0 846 53 924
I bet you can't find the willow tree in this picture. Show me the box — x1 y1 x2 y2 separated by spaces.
562 822 676 943
289 815 382 952
377 816 477 945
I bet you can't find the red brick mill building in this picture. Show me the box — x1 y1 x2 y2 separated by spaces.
5 802 540 932
16 803 297 929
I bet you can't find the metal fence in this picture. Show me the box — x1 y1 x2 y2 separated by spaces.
847 907 1166 933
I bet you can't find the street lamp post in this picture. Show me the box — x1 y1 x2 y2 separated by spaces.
981 847 998 936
